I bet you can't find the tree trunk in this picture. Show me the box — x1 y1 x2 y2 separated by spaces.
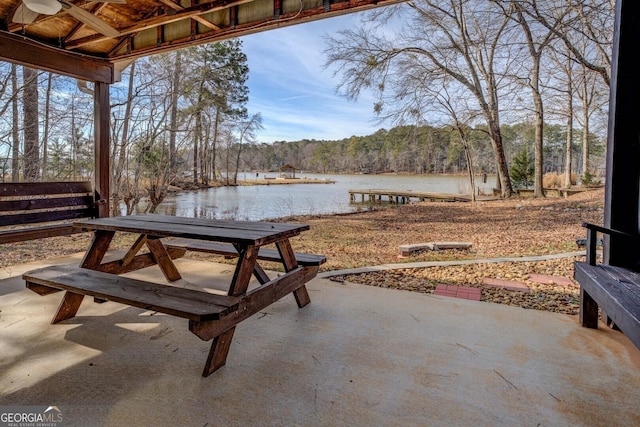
200 125 208 185
532 92 545 197
486 120 512 197
456 127 476 203
565 53 573 189
22 67 39 182
42 73 52 179
193 111 200 184
212 108 220 181
112 61 136 216
169 51 181 175
581 66 590 178
11 64 19 182
202 119 210 185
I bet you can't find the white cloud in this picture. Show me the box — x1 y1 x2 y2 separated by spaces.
240 13 382 143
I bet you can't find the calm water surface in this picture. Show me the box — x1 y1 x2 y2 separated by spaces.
153 173 496 221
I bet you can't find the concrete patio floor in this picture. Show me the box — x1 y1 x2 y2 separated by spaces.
1 254 640 426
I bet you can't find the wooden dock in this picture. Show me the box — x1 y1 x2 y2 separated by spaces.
348 189 496 204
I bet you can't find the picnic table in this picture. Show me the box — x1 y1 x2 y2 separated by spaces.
23 214 325 377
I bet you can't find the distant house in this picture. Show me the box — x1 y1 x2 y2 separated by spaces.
279 164 298 179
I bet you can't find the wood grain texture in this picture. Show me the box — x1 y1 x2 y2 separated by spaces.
189 266 315 341
145 237 182 282
574 261 640 348
23 265 240 322
75 214 309 246
0 181 96 242
164 239 326 266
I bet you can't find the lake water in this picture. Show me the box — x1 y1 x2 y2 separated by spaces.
152 173 496 221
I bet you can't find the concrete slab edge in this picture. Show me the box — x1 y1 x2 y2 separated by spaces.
318 251 586 278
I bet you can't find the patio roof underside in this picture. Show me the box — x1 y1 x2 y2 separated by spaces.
0 0 404 83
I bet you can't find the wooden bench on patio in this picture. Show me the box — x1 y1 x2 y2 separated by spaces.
23 264 241 324
164 238 327 268
573 222 640 349
0 181 98 244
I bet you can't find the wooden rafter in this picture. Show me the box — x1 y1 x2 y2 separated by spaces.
64 2 110 43
107 0 405 60
156 0 221 31
64 0 253 50
2 0 405 63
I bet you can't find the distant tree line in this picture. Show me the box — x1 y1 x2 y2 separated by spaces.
240 122 605 180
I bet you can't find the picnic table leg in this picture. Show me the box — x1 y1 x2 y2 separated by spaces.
146 237 182 282
80 230 114 269
121 234 148 267
276 240 311 308
202 245 260 376
252 263 271 284
232 243 271 284
52 291 85 324
202 328 235 377
80 231 116 304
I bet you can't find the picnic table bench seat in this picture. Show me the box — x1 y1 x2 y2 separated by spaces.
165 238 327 267
23 264 241 323
574 222 640 350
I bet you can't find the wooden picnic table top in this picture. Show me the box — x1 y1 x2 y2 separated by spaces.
75 214 310 246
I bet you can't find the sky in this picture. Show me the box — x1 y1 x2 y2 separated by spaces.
239 13 381 143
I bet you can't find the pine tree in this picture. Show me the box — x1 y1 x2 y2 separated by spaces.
510 148 535 189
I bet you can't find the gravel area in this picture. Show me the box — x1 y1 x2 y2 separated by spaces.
329 256 583 315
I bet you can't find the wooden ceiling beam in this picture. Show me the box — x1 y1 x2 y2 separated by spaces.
0 31 114 83
65 0 252 49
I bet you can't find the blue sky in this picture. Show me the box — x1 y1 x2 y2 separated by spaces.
240 13 381 143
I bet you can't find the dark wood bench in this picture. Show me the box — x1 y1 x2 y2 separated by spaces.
23 262 318 376
24 264 240 323
164 238 327 267
0 181 98 244
573 222 640 349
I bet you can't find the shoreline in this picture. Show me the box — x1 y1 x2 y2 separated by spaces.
238 177 335 186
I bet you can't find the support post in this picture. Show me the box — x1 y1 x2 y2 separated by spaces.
94 81 111 218
604 0 640 269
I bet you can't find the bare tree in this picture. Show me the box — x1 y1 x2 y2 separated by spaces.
564 50 574 188
325 1 515 196
111 61 137 216
22 67 39 182
232 113 263 184
503 1 561 197
169 51 182 173
519 0 613 86
11 64 19 181
41 72 55 179
431 83 478 202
